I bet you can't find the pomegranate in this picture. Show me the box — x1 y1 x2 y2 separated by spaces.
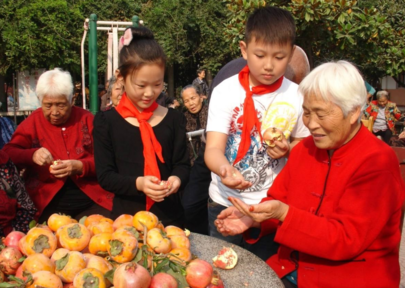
4 232 25 249
150 272 178 288
212 247 238 269
113 262 151 288
263 127 282 147
185 259 213 288
0 247 23 275
207 271 224 288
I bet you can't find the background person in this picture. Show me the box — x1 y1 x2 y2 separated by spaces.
204 6 309 260
215 61 405 288
3 68 114 222
192 68 210 98
366 90 401 144
104 75 124 111
93 27 189 226
0 150 36 236
181 84 208 165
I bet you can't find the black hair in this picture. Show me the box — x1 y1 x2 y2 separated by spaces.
196 68 205 75
245 6 296 47
119 26 166 79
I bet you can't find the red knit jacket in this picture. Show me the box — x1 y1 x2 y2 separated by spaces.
246 126 405 288
3 107 113 217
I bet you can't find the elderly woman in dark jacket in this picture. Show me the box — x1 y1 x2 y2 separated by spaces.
181 85 208 165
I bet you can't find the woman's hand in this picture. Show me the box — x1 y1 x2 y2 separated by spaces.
136 176 170 202
219 164 252 190
214 206 255 236
228 196 289 223
32 148 54 166
49 160 83 178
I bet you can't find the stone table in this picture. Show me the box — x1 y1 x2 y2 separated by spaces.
189 233 284 288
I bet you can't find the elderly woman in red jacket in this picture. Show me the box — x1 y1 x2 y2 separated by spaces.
215 61 405 288
3 68 113 223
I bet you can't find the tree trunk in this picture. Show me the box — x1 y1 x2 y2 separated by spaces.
0 74 6 112
167 65 175 99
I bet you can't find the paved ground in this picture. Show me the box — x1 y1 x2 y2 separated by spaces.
400 221 405 287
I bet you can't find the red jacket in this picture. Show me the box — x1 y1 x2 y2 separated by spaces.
246 126 405 288
3 107 113 217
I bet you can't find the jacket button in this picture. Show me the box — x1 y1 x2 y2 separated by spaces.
281 266 285 270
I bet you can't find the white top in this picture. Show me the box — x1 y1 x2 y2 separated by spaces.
206 75 309 207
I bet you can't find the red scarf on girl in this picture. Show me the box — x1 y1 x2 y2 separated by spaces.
234 65 284 164
115 93 164 211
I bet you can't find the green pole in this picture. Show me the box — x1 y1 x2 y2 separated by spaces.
132 16 139 27
89 14 99 114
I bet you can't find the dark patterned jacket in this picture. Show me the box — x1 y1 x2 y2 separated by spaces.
184 104 208 165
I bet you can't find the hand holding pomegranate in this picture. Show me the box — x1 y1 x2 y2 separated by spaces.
32 147 54 166
49 160 83 178
136 176 170 202
229 196 289 223
166 175 181 197
215 205 255 236
263 127 290 159
218 164 251 190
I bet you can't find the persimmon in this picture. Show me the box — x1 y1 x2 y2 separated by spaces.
146 228 171 254
87 221 114 235
114 226 139 238
168 247 192 263
165 225 186 237
84 214 105 228
88 233 112 256
99 217 114 224
50 248 69 264
47 213 77 232
26 270 63 288
86 255 113 287
133 211 158 231
18 235 28 256
73 267 107 288
24 227 57 257
22 253 55 274
112 214 133 231
108 229 138 263
57 223 91 251
55 251 86 283
169 235 190 249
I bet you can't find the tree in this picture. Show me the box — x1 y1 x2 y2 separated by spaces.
222 0 405 85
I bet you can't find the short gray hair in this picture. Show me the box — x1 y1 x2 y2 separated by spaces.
180 85 200 98
106 75 121 98
298 60 367 118
36 68 73 103
376 90 389 100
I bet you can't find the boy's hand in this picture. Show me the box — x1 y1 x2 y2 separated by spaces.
264 128 290 159
219 164 252 190
136 176 169 202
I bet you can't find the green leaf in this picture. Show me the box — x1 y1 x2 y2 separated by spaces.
55 253 69 271
165 268 189 288
28 220 36 229
104 269 115 284
79 216 87 225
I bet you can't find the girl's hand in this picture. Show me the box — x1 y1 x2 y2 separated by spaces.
219 164 252 190
136 176 169 202
166 175 181 197
264 128 290 159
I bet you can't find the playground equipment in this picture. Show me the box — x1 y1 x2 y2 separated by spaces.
81 14 142 114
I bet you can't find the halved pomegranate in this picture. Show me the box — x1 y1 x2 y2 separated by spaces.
212 247 238 270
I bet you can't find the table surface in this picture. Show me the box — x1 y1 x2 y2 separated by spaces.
189 233 284 288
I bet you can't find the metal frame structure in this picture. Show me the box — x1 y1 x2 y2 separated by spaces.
81 15 141 114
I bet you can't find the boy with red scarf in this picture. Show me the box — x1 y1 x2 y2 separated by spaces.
205 6 309 259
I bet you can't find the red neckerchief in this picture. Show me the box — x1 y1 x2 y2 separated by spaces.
234 65 284 164
115 93 164 211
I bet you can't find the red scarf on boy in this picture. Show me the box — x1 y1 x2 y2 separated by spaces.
234 65 283 164
115 93 165 211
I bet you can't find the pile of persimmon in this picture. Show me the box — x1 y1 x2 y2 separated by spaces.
0 211 222 288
